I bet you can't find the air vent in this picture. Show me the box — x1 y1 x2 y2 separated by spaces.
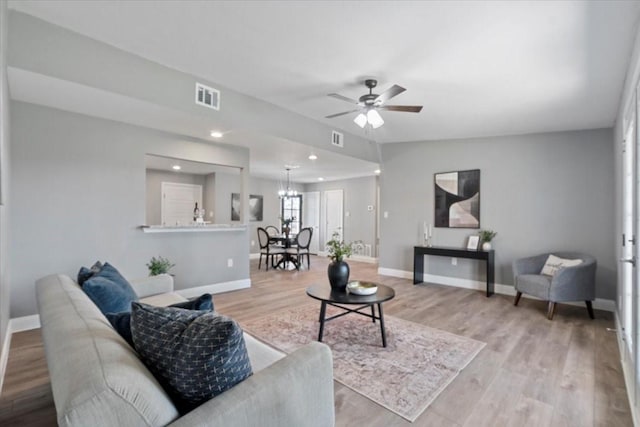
195 82 220 110
331 131 344 148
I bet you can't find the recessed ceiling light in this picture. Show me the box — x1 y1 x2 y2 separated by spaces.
318 177 324 181
374 169 381 174
172 165 181 171
308 154 318 160
210 131 223 138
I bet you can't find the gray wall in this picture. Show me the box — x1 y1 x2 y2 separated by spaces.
10 102 251 317
145 169 207 225
0 0 10 363
379 128 616 300
304 176 378 254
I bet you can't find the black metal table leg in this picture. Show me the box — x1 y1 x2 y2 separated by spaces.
318 301 327 342
371 304 376 323
378 303 387 347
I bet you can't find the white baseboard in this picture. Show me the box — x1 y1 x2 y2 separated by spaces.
0 314 42 395
0 324 11 395
176 278 251 298
377 267 615 312
249 253 260 260
349 255 378 264
10 314 41 333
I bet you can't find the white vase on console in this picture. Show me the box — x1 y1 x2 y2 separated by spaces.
482 242 492 251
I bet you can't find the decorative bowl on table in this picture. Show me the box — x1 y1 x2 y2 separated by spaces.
346 281 378 295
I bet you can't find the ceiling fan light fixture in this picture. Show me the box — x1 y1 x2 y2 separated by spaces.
367 109 384 129
354 113 367 128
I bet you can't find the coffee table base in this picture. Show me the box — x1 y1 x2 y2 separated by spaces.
317 301 388 347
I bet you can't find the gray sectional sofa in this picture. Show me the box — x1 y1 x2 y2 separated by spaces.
36 273 335 427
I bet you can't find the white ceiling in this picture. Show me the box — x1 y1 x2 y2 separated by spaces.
10 0 640 143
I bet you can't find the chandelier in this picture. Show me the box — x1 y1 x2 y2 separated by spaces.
278 168 298 197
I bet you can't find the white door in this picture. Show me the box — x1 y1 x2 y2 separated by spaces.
621 94 639 412
324 189 344 247
161 182 202 226
302 191 320 253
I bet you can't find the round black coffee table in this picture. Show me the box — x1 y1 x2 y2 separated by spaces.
306 282 395 347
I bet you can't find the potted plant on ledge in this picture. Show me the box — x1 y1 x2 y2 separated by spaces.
146 256 175 276
326 231 354 292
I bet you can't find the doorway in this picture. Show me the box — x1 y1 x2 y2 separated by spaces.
161 182 202 226
324 189 344 247
303 191 320 253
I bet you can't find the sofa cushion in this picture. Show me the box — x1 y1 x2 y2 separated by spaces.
540 254 583 276
82 263 138 314
106 294 214 346
131 302 253 413
77 261 103 286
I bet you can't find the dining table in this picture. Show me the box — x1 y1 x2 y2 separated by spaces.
269 233 298 270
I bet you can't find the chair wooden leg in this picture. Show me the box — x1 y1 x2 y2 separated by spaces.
514 291 522 306
547 301 556 320
586 301 595 319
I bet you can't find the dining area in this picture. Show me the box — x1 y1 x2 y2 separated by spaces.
257 225 313 271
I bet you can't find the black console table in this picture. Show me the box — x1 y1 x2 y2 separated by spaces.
413 246 495 297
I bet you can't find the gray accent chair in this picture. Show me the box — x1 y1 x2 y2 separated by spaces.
512 252 597 320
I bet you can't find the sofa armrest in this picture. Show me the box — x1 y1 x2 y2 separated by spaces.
168 342 335 427
129 274 174 298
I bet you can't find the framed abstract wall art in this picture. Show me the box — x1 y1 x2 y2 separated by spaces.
434 169 480 228
231 193 264 221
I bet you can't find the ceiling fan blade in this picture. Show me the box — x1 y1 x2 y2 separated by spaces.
325 109 361 119
379 105 423 113
327 93 359 104
375 85 406 104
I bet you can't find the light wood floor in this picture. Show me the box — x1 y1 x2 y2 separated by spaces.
0 257 632 426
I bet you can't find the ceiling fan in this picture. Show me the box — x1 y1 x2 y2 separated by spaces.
325 79 423 129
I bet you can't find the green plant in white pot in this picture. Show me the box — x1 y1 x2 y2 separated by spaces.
326 231 354 292
146 256 175 276
478 230 497 251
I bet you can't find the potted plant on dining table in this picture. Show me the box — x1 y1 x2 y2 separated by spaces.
281 216 295 237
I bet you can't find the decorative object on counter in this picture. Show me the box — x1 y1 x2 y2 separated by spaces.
478 229 497 250
326 231 354 292
434 169 480 228
193 202 200 222
346 281 378 295
422 222 433 247
146 256 175 276
466 235 480 250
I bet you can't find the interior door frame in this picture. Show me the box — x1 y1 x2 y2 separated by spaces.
302 191 320 254
323 189 344 248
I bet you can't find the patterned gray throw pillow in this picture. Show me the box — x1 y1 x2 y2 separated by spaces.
130 302 253 412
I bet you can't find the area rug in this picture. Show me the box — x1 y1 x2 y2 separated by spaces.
242 303 485 422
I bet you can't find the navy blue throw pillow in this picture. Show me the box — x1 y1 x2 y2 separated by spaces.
131 302 252 413
106 294 214 347
77 261 103 286
169 294 214 311
82 263 138 314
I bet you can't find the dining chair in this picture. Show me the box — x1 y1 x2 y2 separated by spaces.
257 227 284 271
285 227 313 270
265 225 279 236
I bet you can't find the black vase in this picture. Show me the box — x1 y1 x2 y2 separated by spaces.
328 261 350 292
